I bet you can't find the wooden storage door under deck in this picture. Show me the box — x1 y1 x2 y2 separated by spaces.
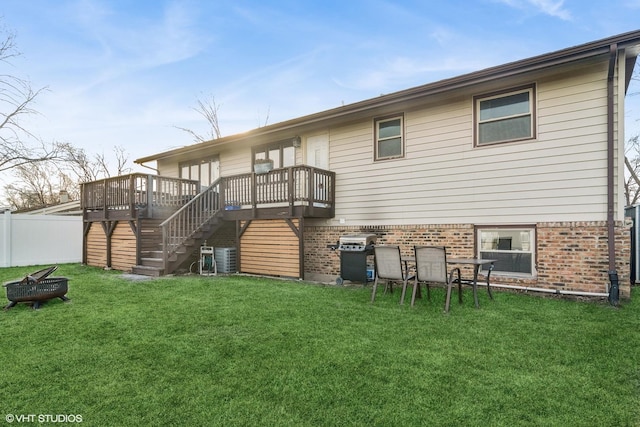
86 222 107 268
111 222 137 272
240 219 300 278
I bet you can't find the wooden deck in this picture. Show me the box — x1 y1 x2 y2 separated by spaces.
81 174 199 221
221 166 335 220
81 166 335 276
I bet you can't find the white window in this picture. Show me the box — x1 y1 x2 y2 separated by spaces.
254 141 296 169
475 85 535 146
180 157 220 187
477 227 536 276
375 115 404 160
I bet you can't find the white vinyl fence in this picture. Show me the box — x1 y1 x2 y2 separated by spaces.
0 212 82 268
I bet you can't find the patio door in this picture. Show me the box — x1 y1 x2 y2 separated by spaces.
306 134 329 170
306 134 330 206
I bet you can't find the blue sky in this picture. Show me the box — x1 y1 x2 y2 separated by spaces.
2 0 640 173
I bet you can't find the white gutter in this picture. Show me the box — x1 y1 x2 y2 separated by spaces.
137 162 159 174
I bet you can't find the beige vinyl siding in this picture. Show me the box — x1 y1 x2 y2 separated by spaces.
218 149 251 176
156 159 179 178
329 59 615 226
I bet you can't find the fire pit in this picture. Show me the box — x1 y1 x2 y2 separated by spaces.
3 266 70 310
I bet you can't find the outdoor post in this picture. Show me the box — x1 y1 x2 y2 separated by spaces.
147 175 154 218
288 167 295 217
2 210 11 267
307 167 315 216
129 174 136 218
218 178 226 211
251 171 257 217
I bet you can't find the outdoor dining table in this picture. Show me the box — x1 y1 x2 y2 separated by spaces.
401 257 496 309
446 258 496 309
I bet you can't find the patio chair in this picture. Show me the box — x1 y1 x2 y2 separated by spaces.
371 245 414 304
412 246 461 313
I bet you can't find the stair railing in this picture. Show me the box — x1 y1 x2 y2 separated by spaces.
160 178 223 271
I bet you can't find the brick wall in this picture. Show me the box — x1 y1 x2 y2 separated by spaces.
536 222 630 296
304 221 631 298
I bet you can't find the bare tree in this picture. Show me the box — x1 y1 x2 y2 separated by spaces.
112 145 132 176
4 161 64 209
0 25 70 172
175 94 222 142
257 105 270 128
625 65 640 206
626 135 640 206
4 145 132 210
175 93 273 143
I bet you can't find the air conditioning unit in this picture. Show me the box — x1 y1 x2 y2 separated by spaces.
214 247 237 273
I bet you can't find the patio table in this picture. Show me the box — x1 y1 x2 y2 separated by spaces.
400 256 496 308
446 258 496 310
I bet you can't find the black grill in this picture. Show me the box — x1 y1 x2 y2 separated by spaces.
329 234 377 285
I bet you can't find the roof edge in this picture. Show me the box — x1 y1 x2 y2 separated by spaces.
136 29 640 164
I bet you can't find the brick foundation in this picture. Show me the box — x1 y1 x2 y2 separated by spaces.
304 221 631 298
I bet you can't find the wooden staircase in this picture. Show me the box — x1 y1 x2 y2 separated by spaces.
132 179 224 276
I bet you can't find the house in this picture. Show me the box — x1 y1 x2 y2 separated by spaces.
16 200 82 216
81 30 640 299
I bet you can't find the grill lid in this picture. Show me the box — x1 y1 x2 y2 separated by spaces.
338 233 377 250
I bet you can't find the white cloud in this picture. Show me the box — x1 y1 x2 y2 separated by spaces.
332 55 494 93
495 0 572 20
529 0 572 19
63 0 210 92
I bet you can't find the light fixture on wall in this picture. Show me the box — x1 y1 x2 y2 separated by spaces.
292 136 302 148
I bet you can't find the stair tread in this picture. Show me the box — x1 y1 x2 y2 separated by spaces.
132 265 164 277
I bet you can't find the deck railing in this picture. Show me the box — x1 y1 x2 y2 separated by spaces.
223 166 335 210
81 173 199 215
81 167 334 213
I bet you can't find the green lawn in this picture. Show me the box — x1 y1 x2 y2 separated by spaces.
1 264 639 426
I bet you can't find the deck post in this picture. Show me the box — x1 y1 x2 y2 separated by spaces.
288 167 295 216
219 178 226 210
308 167 316 217
146 175 154 218
251 172 258 218
129 175 136 218
102 178 108 220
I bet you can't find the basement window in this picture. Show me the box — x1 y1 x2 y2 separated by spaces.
476 226 536 276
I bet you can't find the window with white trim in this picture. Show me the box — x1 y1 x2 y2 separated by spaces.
253 141 295 169
180 157 220 187
375 115 404 160
477 227 536 276
475 85 535 146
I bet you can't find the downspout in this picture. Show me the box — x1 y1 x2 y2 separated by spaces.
137 161 159 174
607 43 619 306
